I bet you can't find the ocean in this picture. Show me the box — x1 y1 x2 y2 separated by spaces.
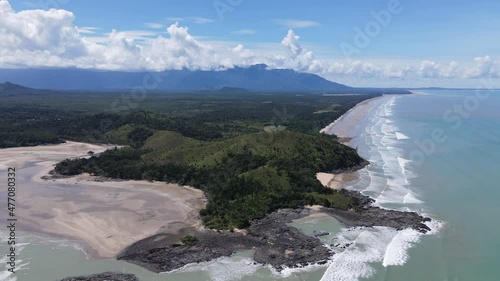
320 89 500 281
2 89 499 281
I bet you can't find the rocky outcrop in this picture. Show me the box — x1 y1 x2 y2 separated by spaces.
60 272 139 281
117 208 331 273
118 200 431 274
325 190 431 233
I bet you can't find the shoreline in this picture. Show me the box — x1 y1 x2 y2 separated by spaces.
315 94 386 189
118 190 430 274
0 141 206 259
320 95 385 138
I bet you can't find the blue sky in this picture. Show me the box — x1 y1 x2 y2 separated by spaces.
3 0 500 87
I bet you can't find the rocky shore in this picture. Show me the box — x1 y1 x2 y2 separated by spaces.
324 190 431 233
117 190 430 273
60 272 139 281
117 208 331 273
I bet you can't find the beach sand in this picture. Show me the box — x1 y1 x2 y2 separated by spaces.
0 141 206 258
316 172 359 190
320 96 383 143
316 95 385 189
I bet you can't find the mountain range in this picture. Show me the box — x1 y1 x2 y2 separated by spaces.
0 64 351 92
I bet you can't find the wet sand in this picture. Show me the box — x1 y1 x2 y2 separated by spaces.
316 95 386 188
320 95 383 142
0 141 206 258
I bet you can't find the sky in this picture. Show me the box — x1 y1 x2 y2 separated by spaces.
2 0 500 87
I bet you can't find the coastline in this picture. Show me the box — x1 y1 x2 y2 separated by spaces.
4 93 432 281
315 94 386 190
0 141 206 259
320 95 384 139
117 199 430 274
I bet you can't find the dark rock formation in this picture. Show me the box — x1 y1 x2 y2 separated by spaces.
118 200 431 274
117 208 332 273
325 190 431 233
60 272 139 281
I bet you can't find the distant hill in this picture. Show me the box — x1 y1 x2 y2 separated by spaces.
0 82 31 94
0 65 352 92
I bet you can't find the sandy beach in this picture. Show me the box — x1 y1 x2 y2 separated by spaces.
316 95 385 189
0 141 206 258
316 172 359 190
320 95 384 142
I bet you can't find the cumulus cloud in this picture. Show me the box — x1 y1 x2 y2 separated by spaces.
276 29 318 72
465 56 498 78
145 23 224 70
231 44 255 62
0 1 223 70
0 0 87 59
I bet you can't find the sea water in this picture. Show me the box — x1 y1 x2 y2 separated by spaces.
320 89 500 281
2 90 500 281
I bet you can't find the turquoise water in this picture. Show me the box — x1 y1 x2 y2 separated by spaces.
333 90 500 281
2 90 500 280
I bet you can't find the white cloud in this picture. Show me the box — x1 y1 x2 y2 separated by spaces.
419 60 440 78
273 19 321 28
277 29 317 71
166 16 214 24
189 17 214 24
465 56 498 78
231 44 255 65
144 23 226 71
166 17 184 22
109 30 159 41
0 0 87 61
77 26 99 34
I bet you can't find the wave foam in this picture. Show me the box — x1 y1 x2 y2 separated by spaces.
0 271 16 281
320 227 396 281
395 132 410 140
382 228 421 267
175 253 260 281
403 192 423 204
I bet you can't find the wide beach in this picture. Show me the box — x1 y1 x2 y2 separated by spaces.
0 141 206 259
